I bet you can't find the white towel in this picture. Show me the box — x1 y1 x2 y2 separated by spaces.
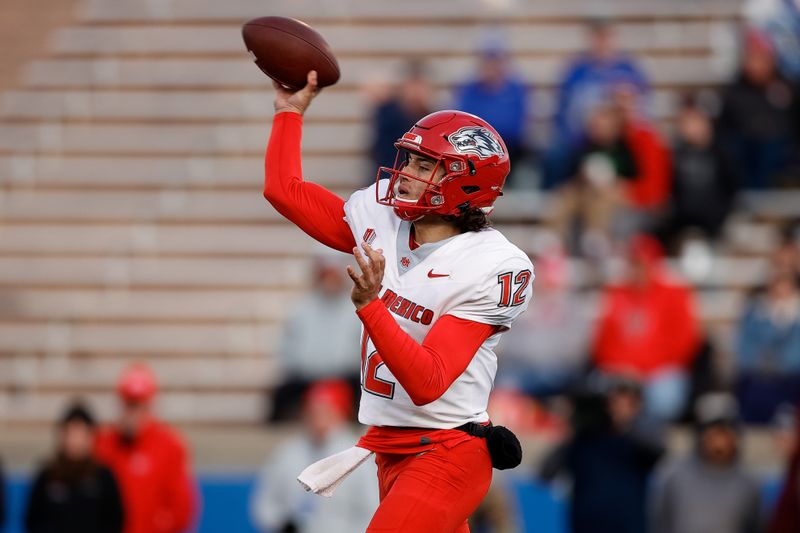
297 445 374 497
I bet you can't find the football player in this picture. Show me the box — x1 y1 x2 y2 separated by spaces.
264 71 533 532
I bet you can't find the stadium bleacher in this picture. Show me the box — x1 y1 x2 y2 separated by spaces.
2 0 796 440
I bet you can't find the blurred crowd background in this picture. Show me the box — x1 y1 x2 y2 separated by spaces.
0 0 799 532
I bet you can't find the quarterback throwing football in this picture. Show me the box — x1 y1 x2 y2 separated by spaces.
264 71 533 532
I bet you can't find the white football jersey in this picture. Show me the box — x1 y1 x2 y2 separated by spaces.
343 181 534 428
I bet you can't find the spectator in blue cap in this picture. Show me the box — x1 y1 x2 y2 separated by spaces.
454 36 530 187
543 18 650 189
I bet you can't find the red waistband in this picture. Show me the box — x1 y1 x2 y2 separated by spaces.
357 423 488 455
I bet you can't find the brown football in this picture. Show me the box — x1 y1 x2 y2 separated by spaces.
242 16 340 90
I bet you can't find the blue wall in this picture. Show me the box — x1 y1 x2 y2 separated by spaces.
3 472 261 533
0 472 780 533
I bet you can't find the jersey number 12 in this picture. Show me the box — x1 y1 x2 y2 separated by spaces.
360 333 395 399
497 270 532 307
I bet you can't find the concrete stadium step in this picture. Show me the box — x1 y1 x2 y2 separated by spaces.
0 155 367 188
1 90 358 121
740 191 800 220
2 425 296 470
0 222 542 256
22 55 723 88
668 257 769 289
0 88 680 123
0 389 266 424
0 190 355 223
78 0 742 23
0 256 310 288
0 320 281 355
0 223 322 256
0 222 552 256
0 288 297 322
0 355 276 389
0 123 366 155
723 219 781 255
0 189 552 226
51 21 719 56
696 289 745 324
0 285 749 325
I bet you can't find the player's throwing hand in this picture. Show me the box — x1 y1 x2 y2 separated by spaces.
273 70 319 116
347 243 385 311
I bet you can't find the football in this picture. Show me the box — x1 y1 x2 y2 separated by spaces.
242 16 341 90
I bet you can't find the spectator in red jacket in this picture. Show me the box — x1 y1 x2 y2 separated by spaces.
554 87 670 258
94 364 197 533
592 235 701 420
768 405 800 533
614 84 671 212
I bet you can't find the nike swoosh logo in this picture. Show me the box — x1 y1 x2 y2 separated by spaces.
427 269 449 279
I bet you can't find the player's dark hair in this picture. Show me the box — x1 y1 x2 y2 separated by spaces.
445 206 491 233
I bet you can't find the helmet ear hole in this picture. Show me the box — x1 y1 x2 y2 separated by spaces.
461 185 480 195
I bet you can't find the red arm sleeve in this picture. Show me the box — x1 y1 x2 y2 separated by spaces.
264 111 357 253
357 299 500 406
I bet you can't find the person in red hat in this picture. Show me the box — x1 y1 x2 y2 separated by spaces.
94 363 197 533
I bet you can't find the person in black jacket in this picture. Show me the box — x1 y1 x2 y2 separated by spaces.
657 93 740 251
718 28 798 189
539 375 665 533
25 402 123 533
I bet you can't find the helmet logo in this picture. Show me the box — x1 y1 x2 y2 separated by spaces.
401 132 422 145
447 127 504 159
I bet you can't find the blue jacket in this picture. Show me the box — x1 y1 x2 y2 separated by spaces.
453 76 529 148
736 297 800 373
555 54 649 144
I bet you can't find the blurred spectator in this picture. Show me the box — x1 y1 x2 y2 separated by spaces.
94 364 197 533
773 221 800 279
772 403 799 464
717 28 799 189
735 272 800 424
768 404 800 533
554 87 670 257
469 486 517 533
614 84 671 214
495 244 591 397
25 402 124 533
368 60 433 174
553 101 636 255
251 380 378 533
269 251 363 422
749 0 800 80
543 18 650 189
453 39 529 187
657 93 740 251
592 235 701 420
0 458 6 531
649 393 761 533
540 375 665 533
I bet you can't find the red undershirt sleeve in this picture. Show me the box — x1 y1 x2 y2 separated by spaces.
264 111 357 253
357 299 500 406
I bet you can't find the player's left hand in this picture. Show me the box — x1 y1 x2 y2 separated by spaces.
347 243 385 311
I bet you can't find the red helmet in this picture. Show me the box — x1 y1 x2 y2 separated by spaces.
376 110 510 221
117 363 158 403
